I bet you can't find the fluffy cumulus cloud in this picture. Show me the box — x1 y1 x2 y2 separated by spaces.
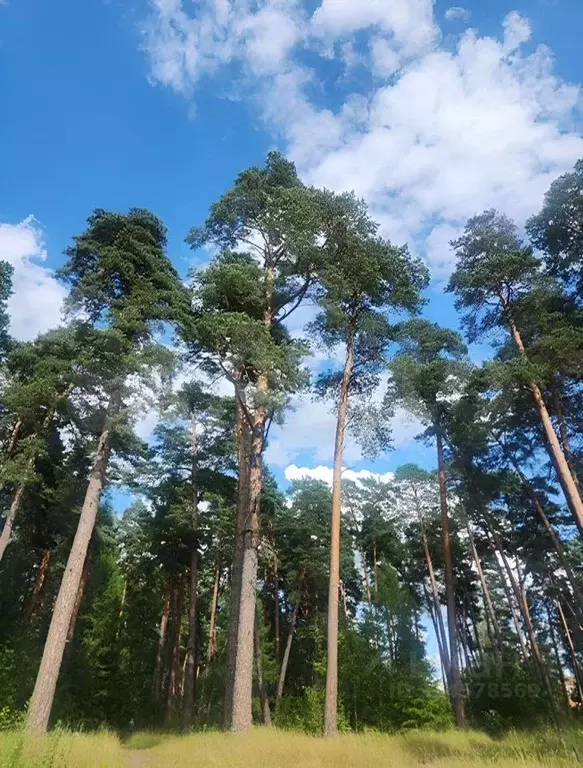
0 217 66 341
444 7 471 23
142 1 583 278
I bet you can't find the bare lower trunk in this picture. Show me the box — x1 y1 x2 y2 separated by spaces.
26 424 110 734
276 600 300 704
254 610 271 726
424 583 449 693
466 520 503 664
23 551 51 623
503 304 583 529
66 544 92 643
325 328 355 738
420 515 451 678
224 389 250 728
182 412 199 733
165 579 184 726
436 426 465 728
557 599 583 706
490 524 559 725
207 561 221 663
154 585 172 701
547 604 570 711
226 386 264 732
0 485 25 564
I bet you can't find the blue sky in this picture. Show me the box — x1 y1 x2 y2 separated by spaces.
1 0 583 487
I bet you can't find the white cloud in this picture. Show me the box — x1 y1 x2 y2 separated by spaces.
0 216 66 341
266 388 422 468
285 464 394 485
444 7 470 23
142 4 583 281
311 0 437 63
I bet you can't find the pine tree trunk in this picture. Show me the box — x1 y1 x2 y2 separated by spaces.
435 425 465 727
5 418 23 457
551 380 581 494
254 610 272 726
0 484 25 564
503 303 583 529
154 585 172 701
325 327 355 738
504 451 583 615
23 551 51 623
26 423 111 734
0 396 69 564
420 518 451 678
490 525 559 725
547 603 571 711
224 388 250 728
466 520 503 664
276 600 300 704
424 583 449 693
273 563 281 662
557 599 583 706
227 393 263 732
165 579 184 726
207 561 221 663
66 544 92 643
182 413 199 733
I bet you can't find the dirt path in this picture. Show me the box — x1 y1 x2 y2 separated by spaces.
126 750 152 768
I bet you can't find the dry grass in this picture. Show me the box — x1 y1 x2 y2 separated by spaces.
1 727 582 768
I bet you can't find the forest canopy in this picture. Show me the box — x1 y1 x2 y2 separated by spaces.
0 154 582 737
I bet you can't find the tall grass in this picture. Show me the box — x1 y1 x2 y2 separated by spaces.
1 728 581 767
0 731 123 768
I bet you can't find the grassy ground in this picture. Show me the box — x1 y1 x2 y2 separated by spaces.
1 728 582 768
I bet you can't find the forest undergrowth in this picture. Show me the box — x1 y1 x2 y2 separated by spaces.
2 728 583 768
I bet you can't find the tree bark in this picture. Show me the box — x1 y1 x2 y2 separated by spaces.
424 582 449 694
551 379 581 494
276 600 300 704
435 425 465 727
557 599 583 707
418 501 451 679
224 386 250 729
23 551 51 623
5 418 23 458
207 561 221 664
26 422 111 734
488 523 559 725
502 449 583 616
325 326 355 737
466 520 503 664
254 609 272 726
0 484 25 564
502 301 583 530
154 585 172 701
182 412 199 733
165 579 185 726
66 544 92 643
547 603 571 711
